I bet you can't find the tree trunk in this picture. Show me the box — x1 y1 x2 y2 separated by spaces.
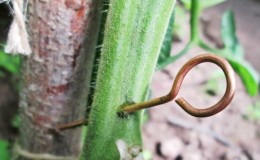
16 0 101 159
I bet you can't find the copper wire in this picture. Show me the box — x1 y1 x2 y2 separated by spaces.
121 54 236 117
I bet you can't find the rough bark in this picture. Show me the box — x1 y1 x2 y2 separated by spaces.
16 0 101 159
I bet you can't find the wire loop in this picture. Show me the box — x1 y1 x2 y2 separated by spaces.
120 54 236 117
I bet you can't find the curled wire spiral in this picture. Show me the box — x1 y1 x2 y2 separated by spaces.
121 54 236 117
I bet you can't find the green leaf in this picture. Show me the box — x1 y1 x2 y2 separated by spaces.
220 10 259 96
179 0 192 10
0 49 20 74
0 139 11 160
221 10 243 58
157 10 175 67
198 10 259 96
199 40 259 96
228 58 259 96
181 0 225 10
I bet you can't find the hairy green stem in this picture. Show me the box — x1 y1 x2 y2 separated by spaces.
81 0 176 159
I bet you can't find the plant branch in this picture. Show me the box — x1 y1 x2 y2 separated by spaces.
157 0 201 69
190 0 201 43
157 42 193 69
198 40 227 56
81 0 176 159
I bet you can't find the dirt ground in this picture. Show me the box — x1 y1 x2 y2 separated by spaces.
142 0 260 159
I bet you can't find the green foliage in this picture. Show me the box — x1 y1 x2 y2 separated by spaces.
157 0 259 96
0 139 11 160
157 11 175 68
181 0 225 10
220 11 259 96
228 59 258 96
0 49 20 75
221 11 244 58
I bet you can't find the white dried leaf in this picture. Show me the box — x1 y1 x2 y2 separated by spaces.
116 139 144 160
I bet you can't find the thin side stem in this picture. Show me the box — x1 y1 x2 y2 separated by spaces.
56 119 87 131
157 0 202 69
190 0 201 43
198 40 228 56
157 42 193 70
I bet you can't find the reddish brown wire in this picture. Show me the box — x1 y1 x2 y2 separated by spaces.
121 54 236 117
56 54 236 131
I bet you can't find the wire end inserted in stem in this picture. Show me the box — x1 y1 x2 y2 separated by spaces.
120 53 236 117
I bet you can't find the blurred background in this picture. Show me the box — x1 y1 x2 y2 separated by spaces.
0 0 260 160
143 0 260 159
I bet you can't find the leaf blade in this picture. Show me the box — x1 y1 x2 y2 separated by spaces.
228 58 259 96
221 10 244 58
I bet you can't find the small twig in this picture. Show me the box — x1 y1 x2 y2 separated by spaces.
55 119 87 131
